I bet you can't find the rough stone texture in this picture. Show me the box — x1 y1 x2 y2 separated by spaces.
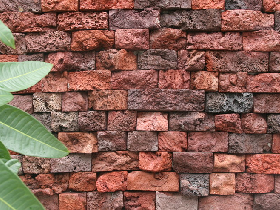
206 93 253 113
136 112 168 131
57 12 108 31
9 95 33 114
68 70 111 91
272 134 280 153
191 71 218 91
62 92 88 112
18 53 44 62
206 51 269 72
128 89 205 111
158 131 188 152
33 93 61 112
0 55 18 62
247 73 280 92
115 29 149 50
25 31 71 52
87 191 123 210
187 32 242 50
134 0 191 9
213 154 245 172
276 175 280 193
51 112 78 132
222 10 274 31
188 132 228 152
96 171 128 192
254 94 280 113
241 113 267 133
107 111 137 131
42 0 78 12
78 111 106 131
210 173 235 195
254 193 280 210
235 173 274 193
269 52 280 72
225 0 262 10
80 0 134 10
88 90 127 110
37 195 59 210
246 154 280 174
97 131 126 151
150 28 187 51
138 49 177 70
161 10 221 31
92 152 139 172
109 9 160 30
51 154 91 173
0 0 41 13
156 192 198 210
263 0 280 12
58 132 98 153
139 152 172 172
275 12 280 33
127 131 158 151
69 172 96 192
173 152 213 173
268 114 280 133
127 171 179 191
178 50 205 71
59 193 86 210
32 113 52 131
159 70 190 89
112 70 158 90
124 192 156 210
22 156 51 174
0 33 26 55
42 72 68 93
71 30 114 51
170 112 215 131
192 0 225 9
215 114 243 133
180 174 209 196
219 72 248 92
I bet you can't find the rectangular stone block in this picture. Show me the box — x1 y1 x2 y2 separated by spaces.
0 55 18 62
80 0 134 10
178 50 205 71
124 192 156 210
51 112 78 132
273 134 280 153
78 111 106 131
0 33 26 55
269 52 280 72
139 152 172 172
115 29 149 50
254 94 280 113
87 191 123 210
268 114 280 133
213 154 245 172
69 172 96 192
134 0 191 9
136 112 168 131
42 0 78 12
190 71 218 91
96 171 127 192
59 193 86 210
0 0 41 12
9 95 33 114
158 131 188 152
180 174 209 196
210 173 235 195
241 113 267 133
128 89 205 111
37 195 58 210
254 194 280 210
32 113 51 131
263 0 280 12
97 131 126 151
42 72 68 93
159 70 190 89
275 12 280 33
62 92 88 112
22 156 51 174
18 53 44 62
192 0 225 9
215 113 243 133
107 110 137 131
246 154 280 174
128 131 158 151
219 72 247 92
225 0 262 10
33 93 61 112
247 73 280 92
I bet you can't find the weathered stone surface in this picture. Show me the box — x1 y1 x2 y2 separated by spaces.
96 171 127 192
128 131 158 151
206 51 269 72
22 156 51 174
124 192 156 210
158 131 188 152
109 9 160 30
225 0 262 10
42 72 68 93
138 49 177 70
26 31 71 52
269 52 280 72
9 95 33 114
159 70 190 89
78 111 106 131
0 55 18 62
62 92 88 112
71 30 114 51
51 154 91 173
173 152 213 173
191 71 218 91
108 111 137 131
51 112 78 132
210 173 235 195
161 10 221 31
92 152 138 172
80 0 134 10
68 70 111 91
115 29 149 50
188 132 228 152
134 0 191 9
59 193 86 210
33 93 61 112
170 112 215 131
215 114 243 133
263 0 280 12
58 132 98 153
206 92 253 113
58 12 108 31
97 131 126 151
32 113 52 131
187 32 242 50
275 12 280 33
276 175 280 193
128 89 205 111
42 0 78 12
254 94 280 113
112 70 158 90
192 0 225 9
247 73 280 92
69 172 96 192
180 174 209 196
139 152 172 172
236 173 274 193
246 154 280 174
37 195 58 210
150 28 186 50
268 114 280 133
137 112 168 131
254 194 280 210
214 154 245 172
87 191 123 210
18 53 44 62
273 134 280 153
241 113 267 133
219 72 247 92
0 0 41 12
127 171 179 191
178 50 205 71
0 33 26 55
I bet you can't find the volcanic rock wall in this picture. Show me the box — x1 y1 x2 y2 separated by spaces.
1 0 280 209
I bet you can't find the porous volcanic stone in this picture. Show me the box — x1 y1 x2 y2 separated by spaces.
0 55 18 62
22 156 51 174
225 0 262 10
275 12 280 33
18 53 44 62
59 193 86 210
33 93 61 112
51 112 78 132
254 94 280 113
42 0 78 12
180 174 209 196
276 175 280 192
115 29 149 50
9 95 33 114
219 72 247 92
96 171 128 192
191 71 218 91
37 195 58 210
269 52 280 72
0 0 41 12
268 114 280 133
192 0 225 9
80 0 134 10
139 152 172 172
158 131 188 152
263 0 280 12
42 72 68 93
32 113 52 131
136 112 168 131
78 111 106 131
213 154 245 172
246 154 280 174
124 192 156 210
215 114 243 133
247 73 280 92
241 113 267 133
0 33 26 55
107 110 137 131
62 92 88 112
87 191 123 210
69 172 96 192
127 131 158 151
272 134 280 153
97 131 126 151
159 70 190 89
178 50 205 71
134 0 191 9
254 194 280 210
210 173 235 195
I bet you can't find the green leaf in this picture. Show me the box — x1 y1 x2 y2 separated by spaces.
0 159 45 210
0 20 15 49
0 105 69 158
0 61 53 92
4 159 21 174
0 89 13 106
0 141 11 160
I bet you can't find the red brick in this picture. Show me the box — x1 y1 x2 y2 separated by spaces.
69 172 96 191
42 0 78 12
187 32 242 50
68 70 111 91
59 193 86 210
222 10 274 31
254 94 280 113
0 55 18 62
215 114 242 133
96 171 128 192
219 73 247 92
192 0 225 9
178 50 205 71
241 113 267 133
263 0 280 12
115 29 149 50
108 111 137 131
124 192 156 210
136 112 168 131
210 173 235 195
62 92 88 112
58 132 98 153
42 72 68 92
247 73 280 92
71 30 114 51
159 70 190 89
236 173 274 193
139 152 172 172
272 134 280 153
191 71 218 91
150 28 187 51
80 0 134 10
213 154 245 172
127 171 179 191
158 131 188 152
188 132 228 152
246 154 280 174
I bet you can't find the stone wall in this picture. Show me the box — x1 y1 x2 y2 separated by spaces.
1 0 280 209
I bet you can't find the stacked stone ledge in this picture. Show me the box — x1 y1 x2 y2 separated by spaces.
3 0 280 209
